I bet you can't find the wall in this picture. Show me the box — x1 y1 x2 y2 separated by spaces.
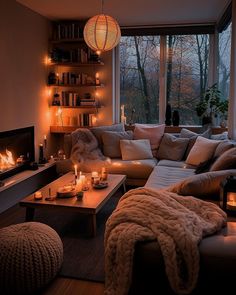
0 0 50 160
0 0 115 160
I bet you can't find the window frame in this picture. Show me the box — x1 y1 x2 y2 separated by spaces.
117 29 217 126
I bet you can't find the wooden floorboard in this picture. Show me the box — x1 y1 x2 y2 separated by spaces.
42 277 104 295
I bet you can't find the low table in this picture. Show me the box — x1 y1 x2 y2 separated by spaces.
19 172 126 236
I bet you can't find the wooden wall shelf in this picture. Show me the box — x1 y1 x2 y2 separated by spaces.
50 126 91 133
50 105 100 109
49 83 104 88
49 62 104 67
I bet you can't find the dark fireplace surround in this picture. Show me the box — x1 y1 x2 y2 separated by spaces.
0 126 35 180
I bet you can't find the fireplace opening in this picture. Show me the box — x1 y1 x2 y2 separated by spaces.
0 126 35 180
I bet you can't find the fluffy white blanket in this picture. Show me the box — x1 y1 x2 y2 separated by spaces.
70 128 106 171
104 187 226 295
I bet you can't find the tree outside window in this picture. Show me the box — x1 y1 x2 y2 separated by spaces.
120 36 160 124
218 22 231 102
120 32 230 126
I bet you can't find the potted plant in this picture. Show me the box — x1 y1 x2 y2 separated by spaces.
195 83 228 126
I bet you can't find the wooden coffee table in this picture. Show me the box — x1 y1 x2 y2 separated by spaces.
19 172 126 236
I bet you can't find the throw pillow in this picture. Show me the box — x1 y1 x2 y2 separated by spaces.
101 130 133 158
133 124 165 156
180 128 211 158
210 147 236 171
194 157 217 174
211 131 228 140
213 140 234 158
180 128 211 139
120 139 153 160
167 169 236 199
185 136 220 166
90 123 125 147
157 133 189 161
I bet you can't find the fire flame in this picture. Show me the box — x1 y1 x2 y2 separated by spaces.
0 149 15 171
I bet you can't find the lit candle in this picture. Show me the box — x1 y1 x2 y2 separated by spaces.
121 115 127 124
91 171 99 184
44 135 47 149
34 191 42 200
227 192 236 208
91 171 98 178
95 72 100 85
74 165 78 178
121 105 125 117
39 144 44 164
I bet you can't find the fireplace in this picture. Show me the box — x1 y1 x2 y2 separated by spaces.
0 126 35 180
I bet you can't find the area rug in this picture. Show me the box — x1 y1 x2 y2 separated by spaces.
0 189 122 283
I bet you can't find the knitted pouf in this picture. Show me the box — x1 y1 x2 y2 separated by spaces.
0 222 63 295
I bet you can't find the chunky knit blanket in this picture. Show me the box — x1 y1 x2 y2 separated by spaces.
104 187 227 295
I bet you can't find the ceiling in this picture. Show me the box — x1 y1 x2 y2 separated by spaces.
16 0 230 27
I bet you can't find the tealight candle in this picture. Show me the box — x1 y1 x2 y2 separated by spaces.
94 176 100 185
34 191 42 200
91 171 98 178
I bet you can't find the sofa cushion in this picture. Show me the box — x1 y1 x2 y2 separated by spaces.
213 140 235 158
90 123 125 147
157 133 189 161
185 136 220 166
157 159 196 169
120 139 153 160
210 147 236 172
133 124 165 156
145 166 195 189
109 158 157 179
102 130 133 158
180 128 211 157
167 169 236 199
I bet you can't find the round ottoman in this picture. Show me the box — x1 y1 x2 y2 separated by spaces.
0 222 63 295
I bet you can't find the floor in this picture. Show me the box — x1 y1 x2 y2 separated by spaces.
42 277 104 295
0 195 108 295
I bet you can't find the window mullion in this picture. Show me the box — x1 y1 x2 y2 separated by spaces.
159 35 167 124
208 32 218 87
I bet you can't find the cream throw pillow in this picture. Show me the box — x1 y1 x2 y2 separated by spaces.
120 139 153 160
102 130 133 158
133 124 165 156
185 136 220 166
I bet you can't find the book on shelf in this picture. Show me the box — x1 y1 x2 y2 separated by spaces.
79 113 95 127
53 22 83 40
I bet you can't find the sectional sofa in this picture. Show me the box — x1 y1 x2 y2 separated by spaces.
59 123 236 294
59 123 234 191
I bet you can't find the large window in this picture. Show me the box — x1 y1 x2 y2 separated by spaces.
120 34 210 125
218 22 231 101
166 35 209 125
120 36 160 124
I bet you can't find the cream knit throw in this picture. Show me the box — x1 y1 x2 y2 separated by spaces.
104 187 227 295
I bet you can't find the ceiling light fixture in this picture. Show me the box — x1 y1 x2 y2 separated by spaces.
83 0 121 52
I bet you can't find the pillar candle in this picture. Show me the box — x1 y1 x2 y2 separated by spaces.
74 165 78 177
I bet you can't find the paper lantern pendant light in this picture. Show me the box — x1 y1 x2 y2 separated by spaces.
83 7 121 52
